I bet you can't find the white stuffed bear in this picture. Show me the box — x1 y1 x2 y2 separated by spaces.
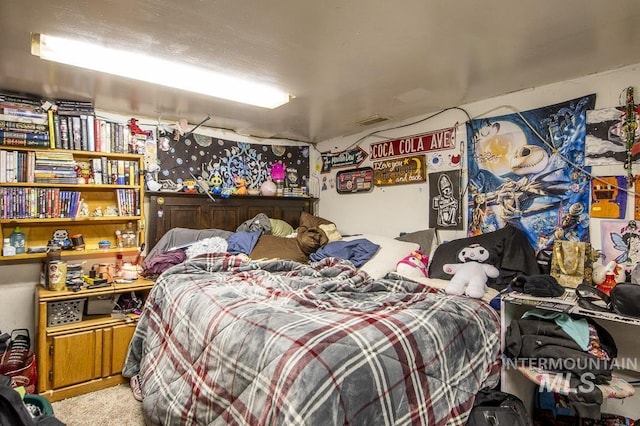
443 243 499 298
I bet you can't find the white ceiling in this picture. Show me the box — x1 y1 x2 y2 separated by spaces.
2 0 640 143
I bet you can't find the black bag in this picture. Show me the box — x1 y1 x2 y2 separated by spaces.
0 375 65 426
576 283 640 318
467 388 532 426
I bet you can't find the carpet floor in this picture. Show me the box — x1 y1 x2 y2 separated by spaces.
51 383 145 425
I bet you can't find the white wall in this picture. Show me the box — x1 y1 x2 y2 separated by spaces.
312 62 640 250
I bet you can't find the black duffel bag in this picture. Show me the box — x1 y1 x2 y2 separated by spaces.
576 283 640 318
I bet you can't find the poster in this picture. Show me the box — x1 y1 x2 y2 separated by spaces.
466 95 596 252
600 219 640 271
585 104 640 166
429 169 462 230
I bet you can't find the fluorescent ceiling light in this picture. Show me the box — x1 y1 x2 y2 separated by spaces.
31 33 291 109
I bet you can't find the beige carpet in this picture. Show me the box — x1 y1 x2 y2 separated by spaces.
51 383 145 425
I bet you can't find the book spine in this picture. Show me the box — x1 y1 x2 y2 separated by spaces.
0 130 49 141
0 120 48 133
80 115 89 151
0 138 51 148
0 106 47 120
59 116 70 150
71 116 82 150
47 109 56 149
53 115 62 149
87 115 95 151
0 113 47 125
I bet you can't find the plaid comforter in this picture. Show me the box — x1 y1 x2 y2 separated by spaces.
123 253 501 425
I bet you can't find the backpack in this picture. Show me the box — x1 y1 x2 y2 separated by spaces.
0 375 65 426
467 388 532 426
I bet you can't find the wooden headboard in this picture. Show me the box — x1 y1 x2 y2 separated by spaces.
145 192 318 251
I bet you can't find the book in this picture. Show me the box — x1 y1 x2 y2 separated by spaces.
0 113 47 125
47 109 56 149
0 119 48 133
71 116 82 150
0 130 49 141
59 116 70 150
0 138 51 148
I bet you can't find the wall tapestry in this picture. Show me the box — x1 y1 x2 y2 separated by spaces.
466 94 596 252
428 169 462 230
156 131 310 192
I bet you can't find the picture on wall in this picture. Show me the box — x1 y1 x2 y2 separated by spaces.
428 169 462 230
466 94 596 252
585 104 640 166
600 219 640 272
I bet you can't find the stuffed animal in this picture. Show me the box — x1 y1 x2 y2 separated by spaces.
443 243 499 298
396 250 429 280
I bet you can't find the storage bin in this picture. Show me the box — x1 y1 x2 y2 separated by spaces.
46 298 85 326
85 295 118 315
23 394 54 416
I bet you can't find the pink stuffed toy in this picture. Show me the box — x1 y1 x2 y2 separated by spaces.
396 250 429 280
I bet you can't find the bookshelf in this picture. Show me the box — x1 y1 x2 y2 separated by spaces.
0 147 145 262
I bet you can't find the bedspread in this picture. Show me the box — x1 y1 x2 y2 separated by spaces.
123 253 501 425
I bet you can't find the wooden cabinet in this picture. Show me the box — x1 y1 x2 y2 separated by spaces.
36 279 154 401
146 192 318 251
0 147 145 263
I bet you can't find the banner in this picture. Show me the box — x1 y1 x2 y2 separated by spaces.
466 94 596 252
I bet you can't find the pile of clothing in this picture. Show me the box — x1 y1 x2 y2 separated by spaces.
504 309 617 419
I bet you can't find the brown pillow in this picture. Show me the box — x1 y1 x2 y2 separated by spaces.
299 211 334 229
249 235 309 263
297 227 329 255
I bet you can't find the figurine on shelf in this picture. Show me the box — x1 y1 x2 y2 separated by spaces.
75 161 93 184
210 174 223 196
93 207 103 217
104 205 119 216
76 199 90 217
234 176 248 195
51 229 73 250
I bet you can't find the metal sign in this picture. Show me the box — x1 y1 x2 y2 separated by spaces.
369 128 456 160
373 155 426 186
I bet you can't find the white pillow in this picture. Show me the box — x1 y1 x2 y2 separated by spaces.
344 234 419 280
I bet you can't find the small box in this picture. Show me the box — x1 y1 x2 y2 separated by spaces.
47 299 85 327
84 295 117 316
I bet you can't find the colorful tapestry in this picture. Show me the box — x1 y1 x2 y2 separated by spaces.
156 130 310 191
466 95 596 252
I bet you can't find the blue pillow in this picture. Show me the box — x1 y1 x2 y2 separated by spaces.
227 231 262 255
309 238 380 267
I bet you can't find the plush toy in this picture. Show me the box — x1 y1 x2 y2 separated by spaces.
443 243 499 298
396 250 429 280
51 229 73 250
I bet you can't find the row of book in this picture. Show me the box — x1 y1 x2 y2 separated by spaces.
0 91 143 154
0 149 140 186
116 189 141 217
0 188 82 219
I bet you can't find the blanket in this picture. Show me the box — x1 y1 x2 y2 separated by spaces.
123 253 501 425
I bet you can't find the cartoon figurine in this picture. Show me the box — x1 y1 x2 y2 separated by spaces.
443 244 500 298
234 176 248 195
210 174 223 196
51 229 73 250
128 118 152 137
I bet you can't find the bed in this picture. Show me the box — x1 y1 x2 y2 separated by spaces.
120 214 542 425
123 264 502 424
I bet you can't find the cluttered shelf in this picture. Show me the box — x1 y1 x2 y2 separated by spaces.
501 290 640 326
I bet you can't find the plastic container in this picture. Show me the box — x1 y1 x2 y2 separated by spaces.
10 226 25 254
3 238 16 256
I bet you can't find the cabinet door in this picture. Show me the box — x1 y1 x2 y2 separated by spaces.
104 323 137 376
52 330 100 389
